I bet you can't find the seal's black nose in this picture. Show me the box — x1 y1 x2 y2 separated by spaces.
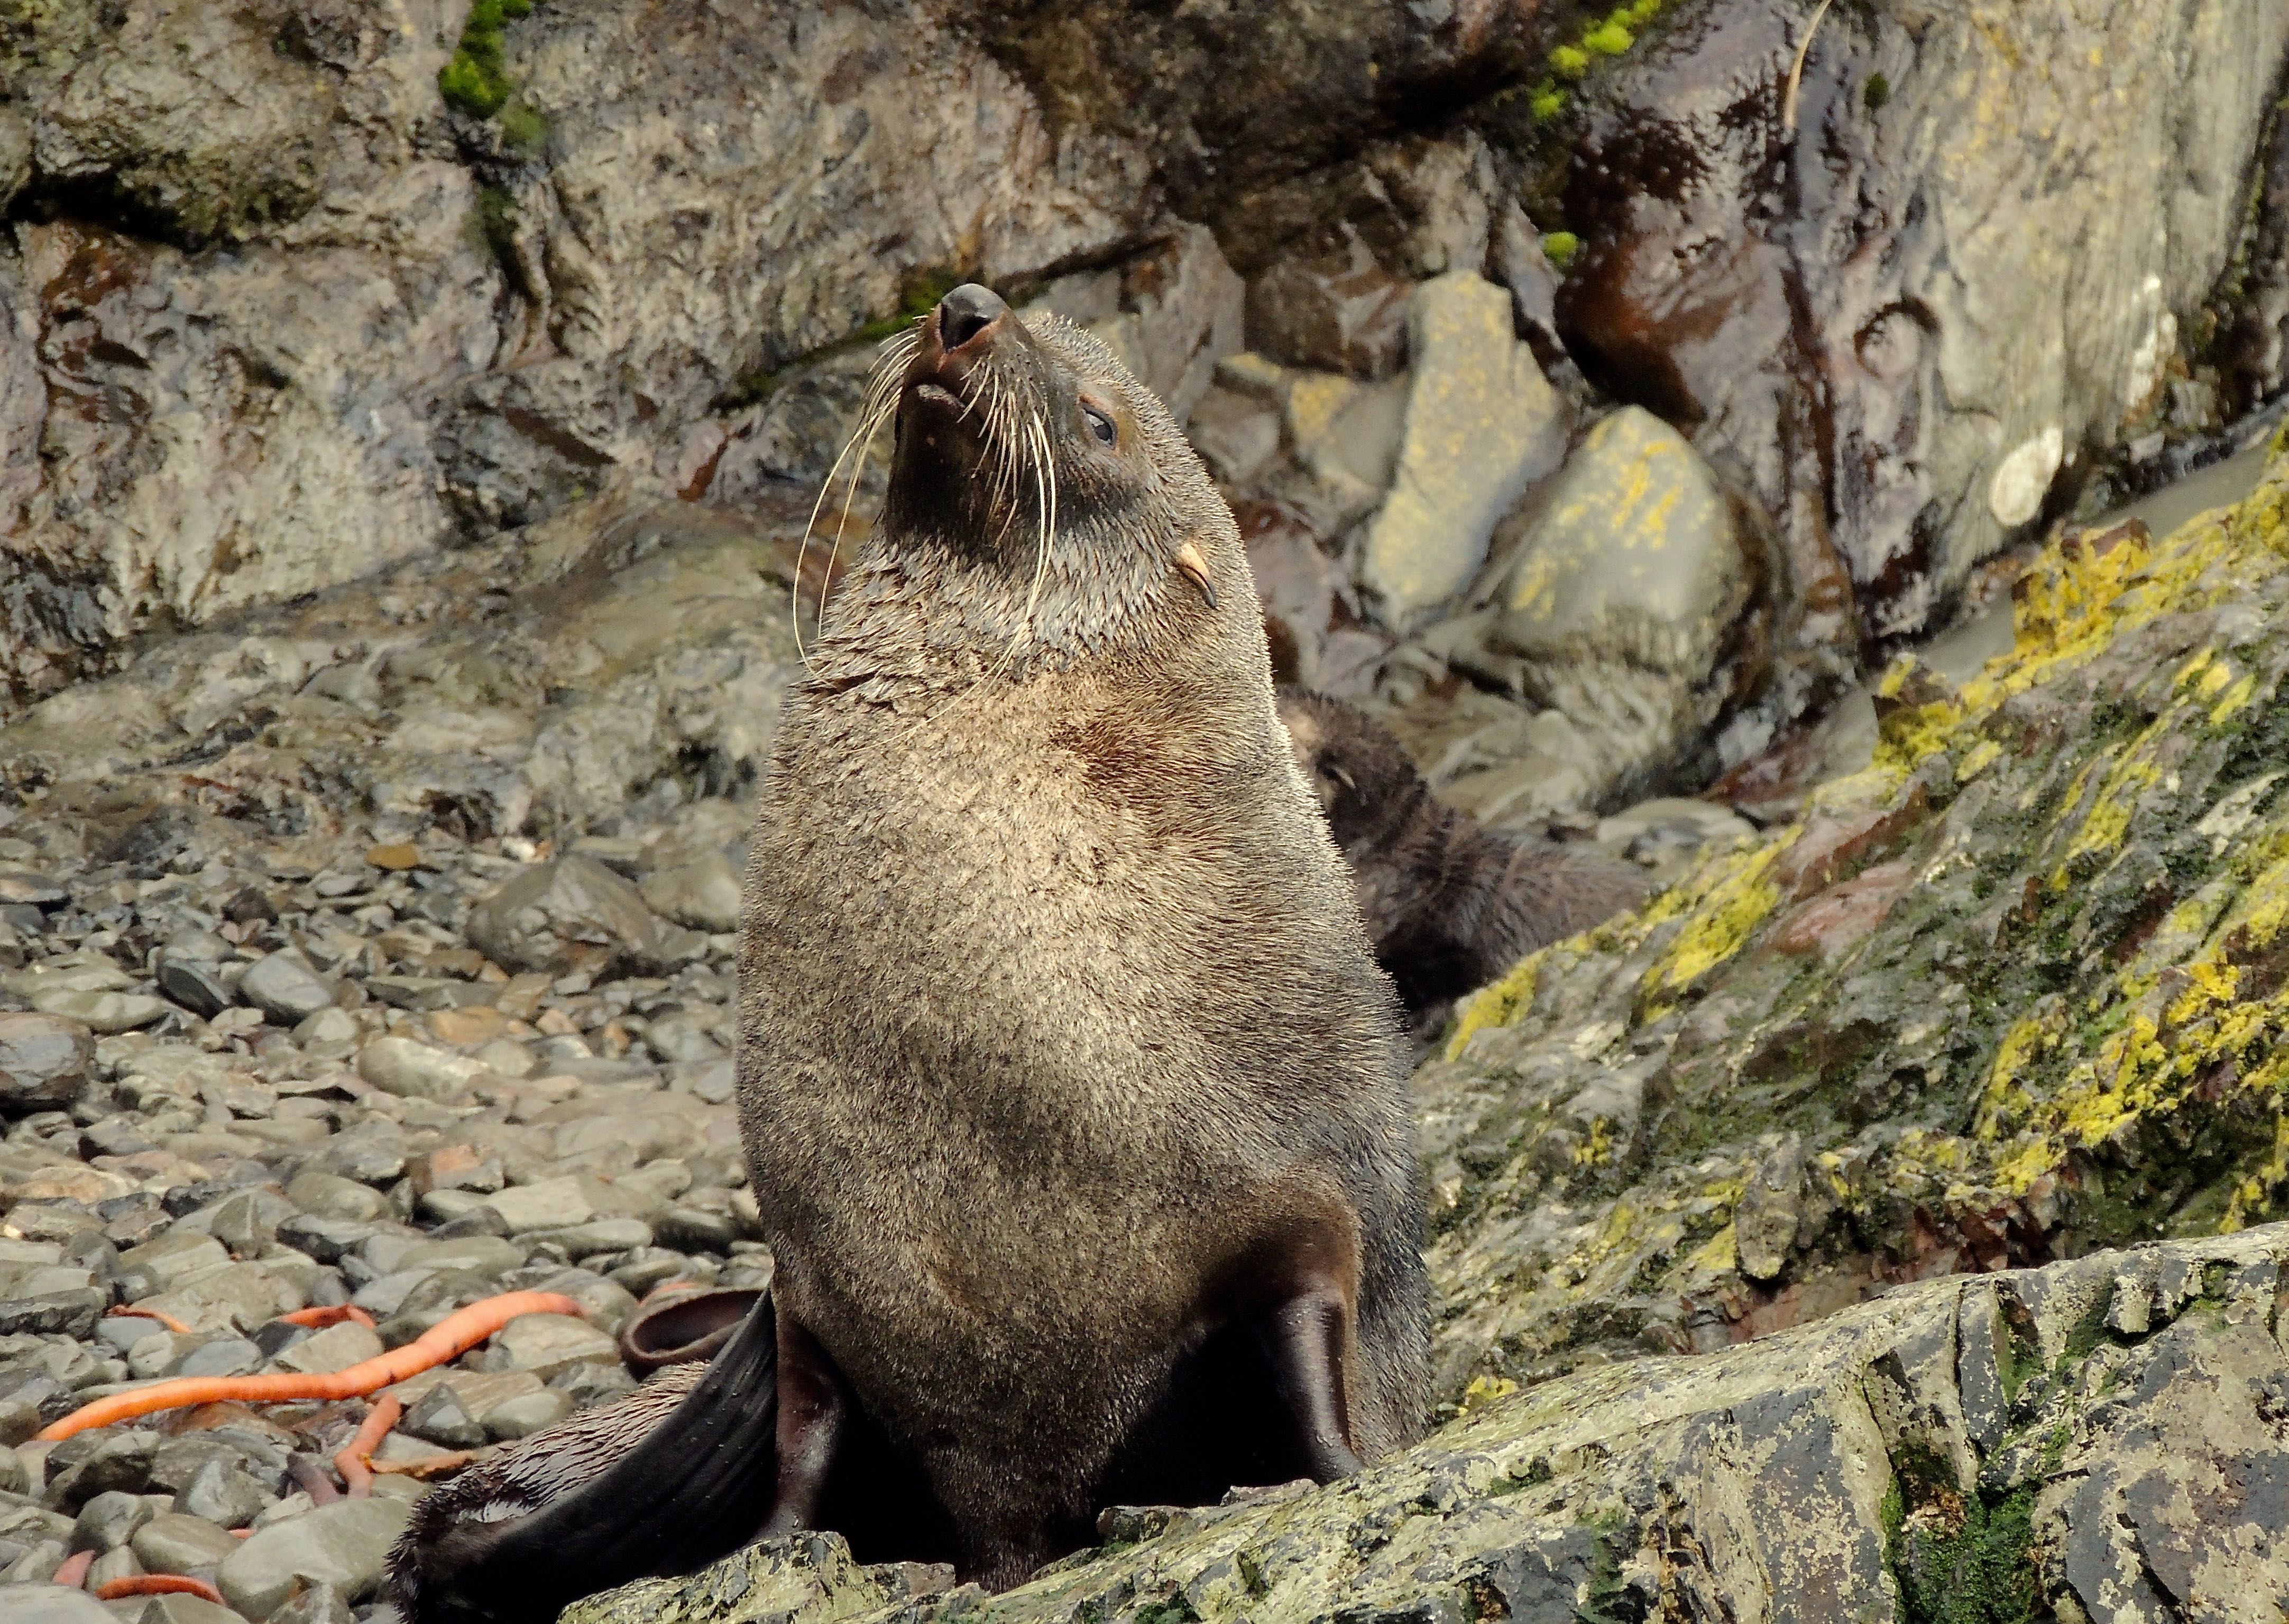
936 283 1007 351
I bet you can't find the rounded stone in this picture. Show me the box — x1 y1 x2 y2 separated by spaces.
216 1496 411 1620
236 956 338 1025
0 1013 98 1114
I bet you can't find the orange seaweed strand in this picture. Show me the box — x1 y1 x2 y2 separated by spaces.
96 1577 227 1604
35 1291 582 1443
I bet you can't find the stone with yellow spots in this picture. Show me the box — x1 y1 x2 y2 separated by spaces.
1492 406 1746 677
1359 271 1566 621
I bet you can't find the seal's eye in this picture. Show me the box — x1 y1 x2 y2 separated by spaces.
1082 404 1117 446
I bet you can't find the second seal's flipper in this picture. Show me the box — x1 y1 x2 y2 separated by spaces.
387 1295 784 1624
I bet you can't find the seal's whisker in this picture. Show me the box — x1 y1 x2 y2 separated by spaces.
794 329 917 671
821 391 899 634
982 410 1054 686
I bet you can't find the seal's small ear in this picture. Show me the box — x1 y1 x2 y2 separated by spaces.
1174 541 1217 610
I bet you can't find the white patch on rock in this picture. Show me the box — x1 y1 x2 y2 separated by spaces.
1988 427 2064 528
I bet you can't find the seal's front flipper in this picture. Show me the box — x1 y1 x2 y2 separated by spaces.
1253 1284 1365 1483
388 1295 783 1624
759 1310 848 1537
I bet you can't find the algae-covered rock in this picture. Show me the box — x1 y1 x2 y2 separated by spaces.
1418 430 2289 1391
562 1225 2289 1624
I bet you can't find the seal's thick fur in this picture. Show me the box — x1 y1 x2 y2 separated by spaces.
739 289 1427 1586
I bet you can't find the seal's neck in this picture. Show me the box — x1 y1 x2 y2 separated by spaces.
804 528 1176 694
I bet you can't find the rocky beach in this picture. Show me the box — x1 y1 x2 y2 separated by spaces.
3 1 2289 1621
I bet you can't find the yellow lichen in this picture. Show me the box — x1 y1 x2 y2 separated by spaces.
1445 950 1546 1061
1684 1222 1737 1274
1638 839 1793 1008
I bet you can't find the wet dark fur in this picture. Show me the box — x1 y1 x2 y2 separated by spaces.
1275 690 1650 1020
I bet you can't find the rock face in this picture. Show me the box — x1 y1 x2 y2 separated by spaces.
562 1222 2289 1624
1548 0 2289 647
1415 438 2289 1391
0 0 1154 709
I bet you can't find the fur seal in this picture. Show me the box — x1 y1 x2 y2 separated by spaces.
388 282 1427 1616
1275 689 1650 1023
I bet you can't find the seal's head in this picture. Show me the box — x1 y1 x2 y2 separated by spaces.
819 283 1233 681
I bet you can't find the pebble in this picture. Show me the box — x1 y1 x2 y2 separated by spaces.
131 1512 242 1576
519 1218 651 1260
68 1491 153 1554
0 1015 97 1113
266 1323 383 1377
265 1582 352 1624
236 956 338 1025
279 1175 385 1225
400 1386 485 1450
355 1038 484 1103
637 851 742 933
216 1497 411 1620
0 1585 119 1624
484 1314 618 1379
479 1388 571 1441
0 797 771 1583
130 1596 249 1624
154 961 237 1021
25 991 168 1035
171 1339 262 1380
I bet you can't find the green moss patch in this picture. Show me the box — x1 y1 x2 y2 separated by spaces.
440 0 549 151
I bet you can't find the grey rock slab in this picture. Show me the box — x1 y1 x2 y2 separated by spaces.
235 956 336 1025
131 1512 242 1575
216 1497 410 1621
466 856 696 979
0 1015 97 1115
1359 271 1566 623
